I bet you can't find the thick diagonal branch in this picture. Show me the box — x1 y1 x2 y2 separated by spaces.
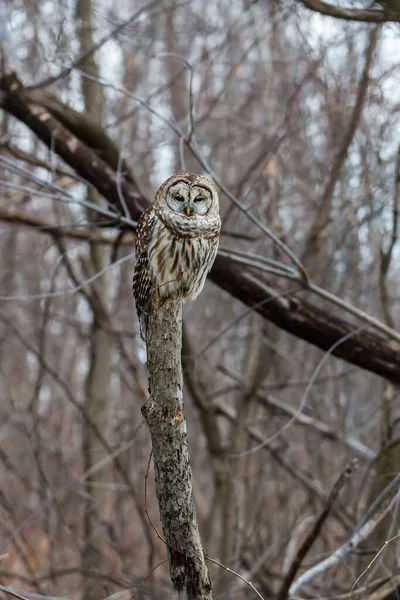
299 0 400 22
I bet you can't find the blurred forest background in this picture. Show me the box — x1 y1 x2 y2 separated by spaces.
1 0 400 599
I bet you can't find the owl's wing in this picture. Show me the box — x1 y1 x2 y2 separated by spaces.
205 226 220 274
132 207 157 340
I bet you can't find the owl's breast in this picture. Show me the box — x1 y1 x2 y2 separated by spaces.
148 224 208 302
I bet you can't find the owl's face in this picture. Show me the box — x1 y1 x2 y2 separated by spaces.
153 173 220 235
165 180 213 217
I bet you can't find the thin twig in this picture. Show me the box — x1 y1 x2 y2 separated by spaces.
350 533 400 595
207 557 265 600
130 558 168 600
231 324 369 457
29 0 162 89
144 450 165 544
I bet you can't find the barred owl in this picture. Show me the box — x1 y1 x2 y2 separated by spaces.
133 173 221 340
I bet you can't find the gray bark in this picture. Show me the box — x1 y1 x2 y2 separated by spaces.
142 301 212 600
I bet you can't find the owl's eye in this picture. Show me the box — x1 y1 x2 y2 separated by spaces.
175 195 184 202
194 196 204 203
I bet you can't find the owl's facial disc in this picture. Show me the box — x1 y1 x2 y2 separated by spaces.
190 186 212 216
166 180 213 217
166 181 190 214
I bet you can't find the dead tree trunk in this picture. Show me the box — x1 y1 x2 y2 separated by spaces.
142 301 213 600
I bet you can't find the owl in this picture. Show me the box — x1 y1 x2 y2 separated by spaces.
133 173 221 340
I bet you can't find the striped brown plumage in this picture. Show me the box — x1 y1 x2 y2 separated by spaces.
133 173 221 340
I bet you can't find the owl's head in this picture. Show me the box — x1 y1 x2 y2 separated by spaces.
154 173 219 220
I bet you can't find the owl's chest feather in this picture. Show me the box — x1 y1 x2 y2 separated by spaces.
148 226 203 286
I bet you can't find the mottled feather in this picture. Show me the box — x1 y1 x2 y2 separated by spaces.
133 173 221 340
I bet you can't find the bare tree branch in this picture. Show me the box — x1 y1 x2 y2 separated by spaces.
276 461 357 600
289 485 400 597
298 0 400 22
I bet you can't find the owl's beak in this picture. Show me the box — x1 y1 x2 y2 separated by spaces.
186 206 191 216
